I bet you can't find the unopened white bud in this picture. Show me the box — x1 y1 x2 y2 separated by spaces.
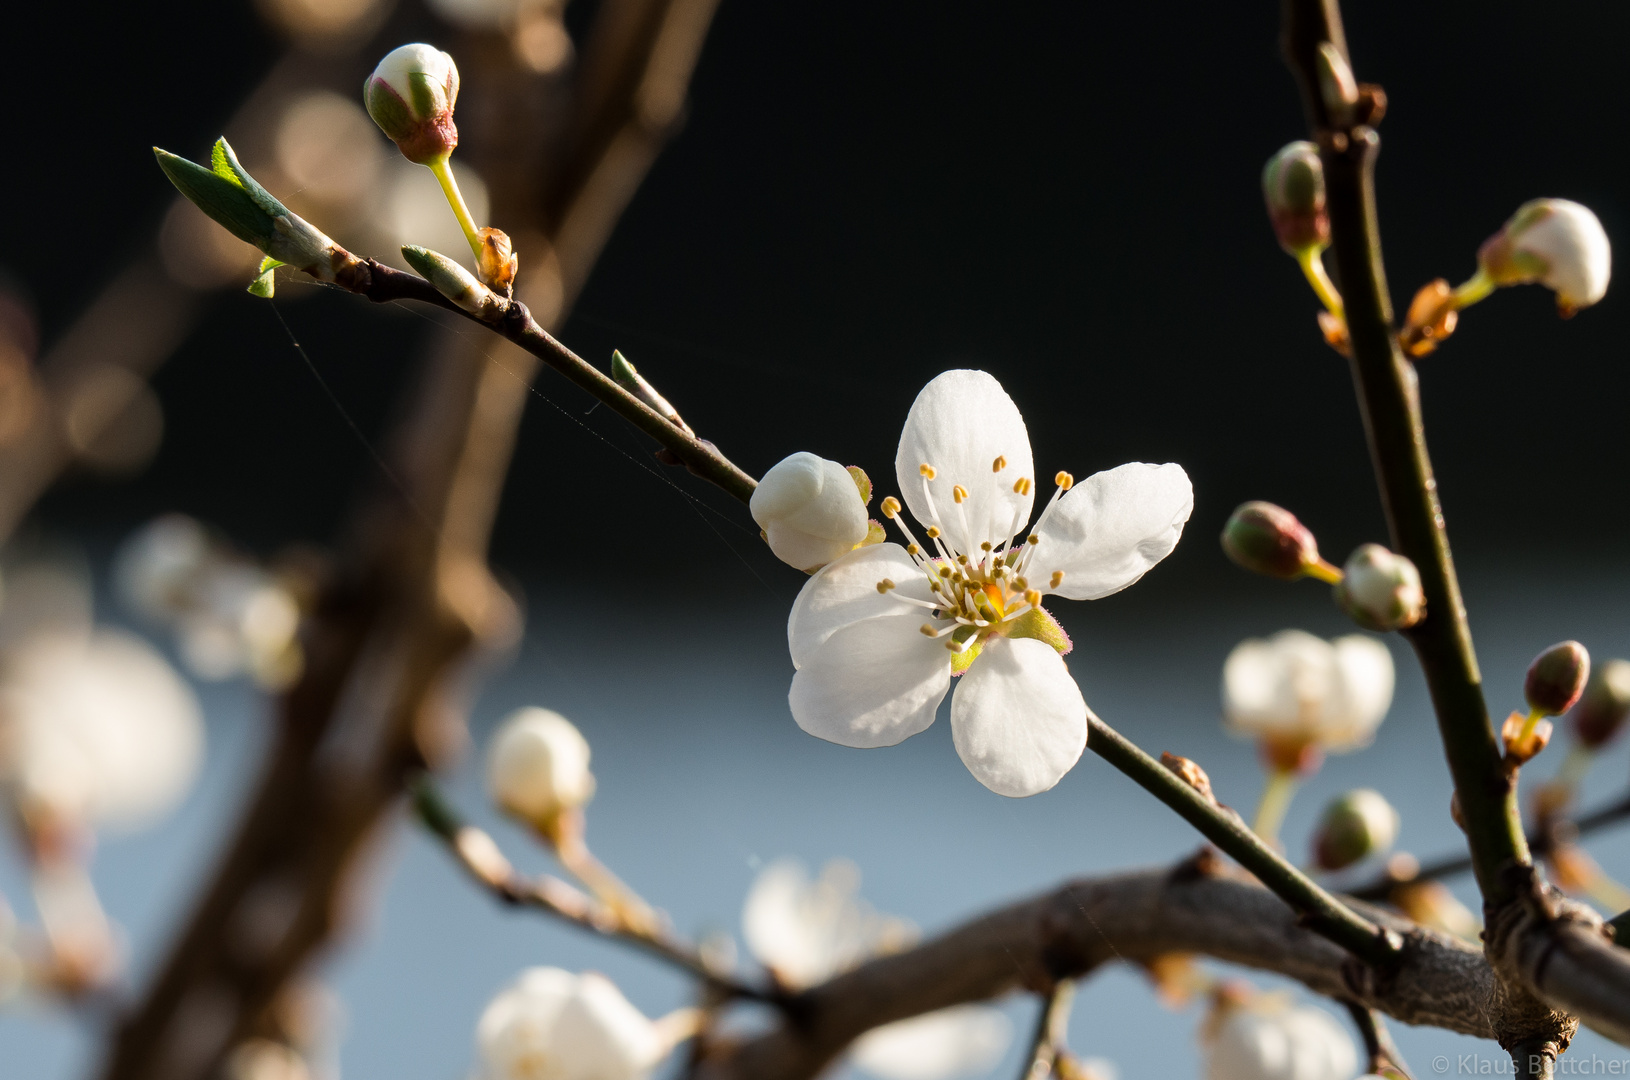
750 452 869 572
1205 997 1357 1080
1479 198 1611 314
1334 543 1424 632
365 44 461 164
475 968 662 1080
486 707 595 832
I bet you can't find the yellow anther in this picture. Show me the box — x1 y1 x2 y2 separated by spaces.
1013 477 1032 496
952 485 969 504
919 463 937 479
881 496 901 518
1014 576 1028 590
920 624 938 637
957 553 970 565
937 566 953 578
980 541 993 552
1050 570 1065 589
1025 589 1042 606
925 526 941 539
906 543 920 556
1055 471 1075 491
876 578 896 594
993 455 1007 472
1027 534 1040 546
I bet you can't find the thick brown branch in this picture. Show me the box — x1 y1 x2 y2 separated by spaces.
694 866 1495 1080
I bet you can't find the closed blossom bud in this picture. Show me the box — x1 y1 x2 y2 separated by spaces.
1261 142 1329 255
1221 502 1331 582
1333 544 1425 632
749 452 869 572
486 707 596 834
365 44 461 165
475 968 662 1080
1525 640 1590 717
1478 199 1611 315
1312 788 1399 871
1570 658 1630 749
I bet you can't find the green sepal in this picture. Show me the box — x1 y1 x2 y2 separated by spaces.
247 257 284 298
1004 606 1072 656
950 635 984 674
846 465 872 507
154 146 276 247
856 520 886 549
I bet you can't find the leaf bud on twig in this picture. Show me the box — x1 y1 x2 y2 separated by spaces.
401 245 505 320
1312 788 1399 871
1221 502 1339 583
365 43 461 165
1569 657 1630 750
611 350 693 436
1333 544 1425 632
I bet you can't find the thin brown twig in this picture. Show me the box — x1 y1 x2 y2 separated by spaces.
1018 980 1075 1080
1343 1000 1415 1079
407 778 772 1000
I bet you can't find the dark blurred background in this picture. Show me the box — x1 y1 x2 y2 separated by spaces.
12 1 1630 587
7 2 1630 1078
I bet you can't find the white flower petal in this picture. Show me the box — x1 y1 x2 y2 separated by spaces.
751 452 870 571
790 614 950 748
1325 635 1395 750
788 545 936 669
554 973 663 1078
741 859 833 986
1030 462 1193 601
950 637 1086 797
851 1005 1014 1080
894 371 1034 554
1221 630 1330 736
1519 200 1611 308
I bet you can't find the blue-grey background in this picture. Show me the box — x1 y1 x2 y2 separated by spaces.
9 0 1630 1076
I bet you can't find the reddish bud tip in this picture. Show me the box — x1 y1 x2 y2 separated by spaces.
1221 501 1320 580
1525 640 1591 717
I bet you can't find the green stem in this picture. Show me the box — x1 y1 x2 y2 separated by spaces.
427 155 485 262
1085 710 1399 966
1449 267 1497 311
1298 246 1345 317
1280 0 1529 910
1252 767 1299 845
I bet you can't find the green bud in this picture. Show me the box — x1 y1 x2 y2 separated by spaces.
401 245 504 320
1570 657 1630 749
1526 640 1590 717
1262 142 1329 255
1313 788 1399 871
1221 501 1325 581
611 350 692 436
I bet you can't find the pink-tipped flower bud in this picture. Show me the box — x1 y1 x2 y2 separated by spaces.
1333 544 1425 632
1569 657 1630 749
1221 501 1324 581
1312 788 1399 871
1478 199 1611 315
1525 640 1590 717
365 44 461 165
1262 142 1329 255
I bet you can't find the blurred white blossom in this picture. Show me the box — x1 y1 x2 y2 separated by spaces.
474 967 663 1080
1204 991 1357 1080
0 627 202 829
114 514 302 688
1480 198 1611 313
742 858 1012 1080
1223 630 1393 758
787 370 1192 797
487 707 596 832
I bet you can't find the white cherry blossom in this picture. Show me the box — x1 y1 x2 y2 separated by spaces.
474 967 663 1080
0 628 203 829
787 369 1193 797
1204 993 1357 1080
1223 630 1393 758
741 857 1012 1080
